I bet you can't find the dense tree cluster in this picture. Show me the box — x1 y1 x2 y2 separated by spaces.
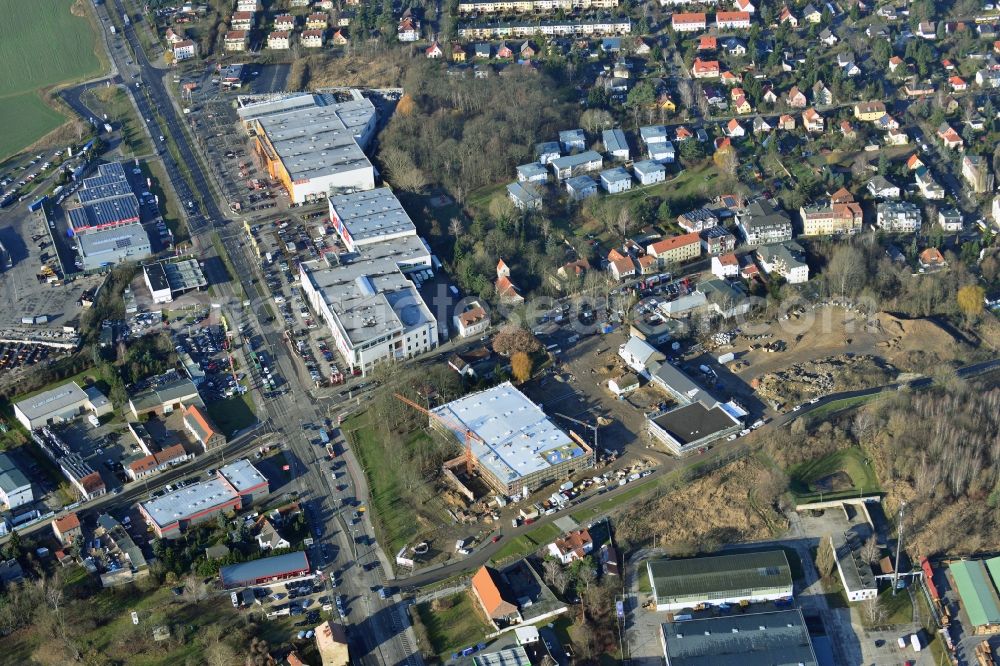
379 62 577 202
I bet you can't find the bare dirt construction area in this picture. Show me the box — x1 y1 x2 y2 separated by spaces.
752 354 893 407
872 312 966 372
729 306 963 390
615 458 788 554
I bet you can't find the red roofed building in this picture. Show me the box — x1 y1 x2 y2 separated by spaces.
646 232 702 266
937 123 963 149
787 86 807 108
425 41 443 58
608 253 637 281
471 566 521 625
546 529 594 564
906 154 925 170
949 75 968 91
779 6 798 26
803 108 824 133
919 247 946 269
495 276 524 304
184 404 225 452
53 512 82 545
716 10 751 28
711 253 740 278
692 58 720 78
127 444 192 481
697 35 717 51
676 126 693 141
454 303 490 338
672 12 707 32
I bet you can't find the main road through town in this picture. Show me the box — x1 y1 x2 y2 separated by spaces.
56 1 426 662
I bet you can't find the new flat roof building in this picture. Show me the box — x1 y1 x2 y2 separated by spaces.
66 162 141 235
301 188 438 377
144 263 171 304
327 187 417 252
647 550 793 611
314 621 350 666
138 459 269 538
647 401 742 454
660 609 818 666
128 372 201 417
238 92 377 204
75 222 151 271
13 381 91 430
220 550 310 588
430 382 595 496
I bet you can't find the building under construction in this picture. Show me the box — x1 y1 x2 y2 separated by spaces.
429 382 595 497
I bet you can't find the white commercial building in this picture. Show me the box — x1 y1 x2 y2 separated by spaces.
0 453 32 510
13 382 111 430
429 382 595 496
237 92 377 205
301 188 439 377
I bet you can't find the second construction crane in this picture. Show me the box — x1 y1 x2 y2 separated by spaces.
395 393 484 476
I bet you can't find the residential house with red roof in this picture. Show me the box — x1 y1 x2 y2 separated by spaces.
937 123 963 149
692 58 720 78
786 86 807 108
711 253 740 278
53 512 82 546
471 566 521 625
646 232 702 266
672 12 707 32
184 404 225 452
716 11 751 29
547 529 594 564
802 108 824 133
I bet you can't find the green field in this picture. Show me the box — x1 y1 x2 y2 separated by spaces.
414 592 493 659
344 412 449 555
0 0 104 158
788 447 881 504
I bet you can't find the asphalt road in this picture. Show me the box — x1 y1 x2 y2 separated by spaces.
49 3 426 663
390 356 1000 590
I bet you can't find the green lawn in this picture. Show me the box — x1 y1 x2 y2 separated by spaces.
415 591 493 659
205 392 257 437
82 86 152 157
0 0 104 158
490 522 562 564
802 394 878 423
345 413 446 555
788 447 880 504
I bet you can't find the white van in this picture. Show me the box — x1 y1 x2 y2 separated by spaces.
88 414 100 427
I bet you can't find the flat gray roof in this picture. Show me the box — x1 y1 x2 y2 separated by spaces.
431 382 585 485
661 610 818 666
648 551 792 605
145 263 169 292
633 159 665 176
163 259 208 292
651 402 741 445
14 381 89 422
565 174 597 191
507 182 543 203
640 125 669 143
301 235 435 347
141 477 236 528
601 166 631 183
220 459 268 492
472 646 531 666
328 187 417 245
516 162 547 179
240 93 375 182
76 223 151 263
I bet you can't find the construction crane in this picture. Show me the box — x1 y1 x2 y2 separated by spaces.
395 393 483 476
553 412 598 452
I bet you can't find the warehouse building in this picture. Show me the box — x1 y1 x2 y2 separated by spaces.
659 609 818 666
65 162 140 235
144 259 208 304
948 559 1000 634
300 188 439 377
13 381 111 430
128 372 202 417
646 550 793 612
75 222 151 271
430 382 595 496
0 452 32 510
138 459 269 538
219 550 310 589
237 92 377 204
